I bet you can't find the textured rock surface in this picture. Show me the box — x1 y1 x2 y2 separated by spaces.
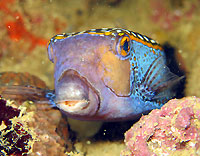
121 97 200 156
0 97 37 155
0 95 71 156
27 103 68 156
0 72 71 155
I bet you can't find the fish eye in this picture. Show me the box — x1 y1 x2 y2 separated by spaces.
116 35 131 58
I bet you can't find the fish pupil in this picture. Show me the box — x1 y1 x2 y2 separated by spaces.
123 39 129 52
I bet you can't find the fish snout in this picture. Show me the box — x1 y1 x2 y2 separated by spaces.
55 70 100 118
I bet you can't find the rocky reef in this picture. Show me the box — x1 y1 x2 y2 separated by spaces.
121 97 200 156
0 95 72 156
0 96 36 155
0 71 72 155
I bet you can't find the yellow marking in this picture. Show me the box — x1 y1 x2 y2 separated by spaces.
47 40 51 46
120 36 130 56
105 31 113 36
121 36 130 44
121 49 128 56
98 46 130 96
47 29 163 52
118 32 125 36
54 36 67 40
129 34 163 51
64 100 80 107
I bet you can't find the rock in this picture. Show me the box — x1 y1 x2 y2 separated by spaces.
0 96 37 155
121 97 200 156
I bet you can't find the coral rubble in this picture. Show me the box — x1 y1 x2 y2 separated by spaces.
0 95 70 156
0 96 36 156
121 97 200 156
0 71 72 155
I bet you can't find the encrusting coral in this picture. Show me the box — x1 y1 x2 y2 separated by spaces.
0 72 71 155
121 96 200 156
0 96 37 156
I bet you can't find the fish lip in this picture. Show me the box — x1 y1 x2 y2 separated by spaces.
55 69 101 115
57 99 90 112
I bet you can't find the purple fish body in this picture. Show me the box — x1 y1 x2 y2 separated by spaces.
47 28 181 121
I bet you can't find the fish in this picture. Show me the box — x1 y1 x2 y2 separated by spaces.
47 28 183 121
0 72 48 102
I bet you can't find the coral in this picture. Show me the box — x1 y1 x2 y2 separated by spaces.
0 0 48 51
5 13 48 51
0 0 67 62
150 0 197 31
0 71 72 155
27 103 68 156
0 96 37 156
121 97 200 156
0 96 70 156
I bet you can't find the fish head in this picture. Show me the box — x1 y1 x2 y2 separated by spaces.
47 29 133 119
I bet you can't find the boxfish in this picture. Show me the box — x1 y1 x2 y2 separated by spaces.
46 28 183 121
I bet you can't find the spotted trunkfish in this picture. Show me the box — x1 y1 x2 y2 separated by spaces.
46 28 183 121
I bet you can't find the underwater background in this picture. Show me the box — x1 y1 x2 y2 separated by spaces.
0 0 200 155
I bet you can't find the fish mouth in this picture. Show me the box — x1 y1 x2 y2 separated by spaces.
57 100 90 113
55 69 100 116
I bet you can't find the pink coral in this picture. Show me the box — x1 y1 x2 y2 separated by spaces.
121 97 200 156
150 0 197 31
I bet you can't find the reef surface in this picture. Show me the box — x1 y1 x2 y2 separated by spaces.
121 97 200 156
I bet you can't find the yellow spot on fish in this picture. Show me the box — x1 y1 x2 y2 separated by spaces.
118 32 125 36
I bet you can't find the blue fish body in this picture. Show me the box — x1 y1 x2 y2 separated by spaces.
47 28 181 121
